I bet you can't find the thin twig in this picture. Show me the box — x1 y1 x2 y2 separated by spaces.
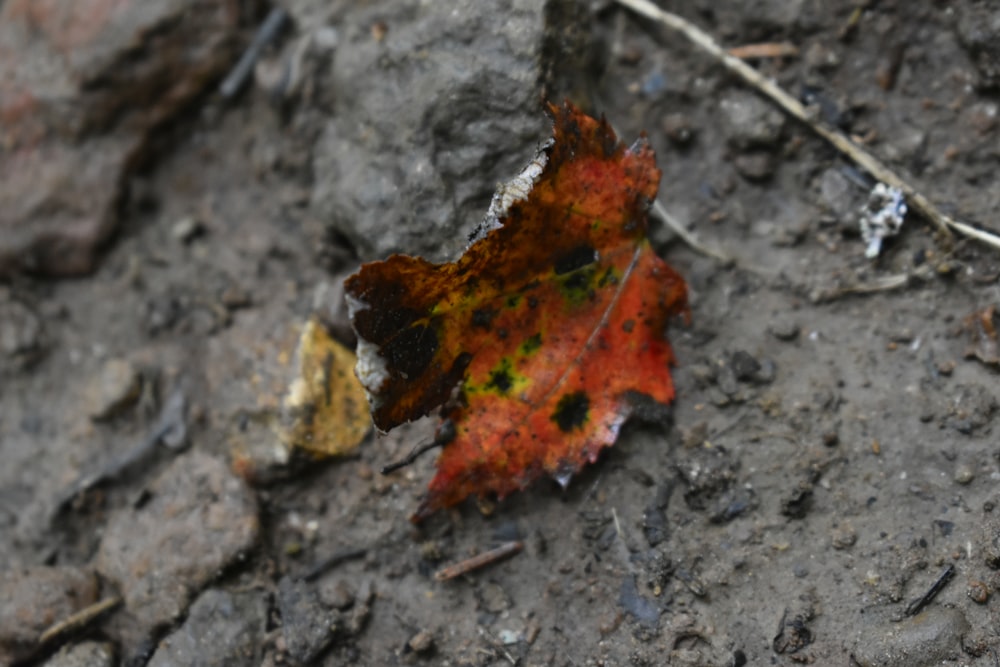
434 540 523 581
301 547 368 582
615 0 1000 253
37 596 121 645
727 42 799 60
608 120 732 262
652 199 732 263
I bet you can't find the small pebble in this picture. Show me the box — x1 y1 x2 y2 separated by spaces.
729 350 761 382
831 524 857 550
407 629 435 654
719 90 787 149
953 464 975 485
967 580 989 604
733 152 775 181
86 358 142 421
662 112 696 146
171 216 204 243
318 579 354 611
768 319 800 341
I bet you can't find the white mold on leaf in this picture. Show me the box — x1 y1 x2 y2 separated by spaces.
345 292 389 409
468 138 553 245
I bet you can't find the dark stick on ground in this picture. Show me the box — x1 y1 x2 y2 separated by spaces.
301 547 368 582
904 564 955 617
50 388 187 521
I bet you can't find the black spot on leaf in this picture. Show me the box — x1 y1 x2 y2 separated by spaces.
384 324 438 379
552 391 590 432
487 367 513 394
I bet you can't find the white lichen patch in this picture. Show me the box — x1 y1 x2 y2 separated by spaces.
468 138 553 245
345 292 389 409
354 337 389 409
859 183 907 258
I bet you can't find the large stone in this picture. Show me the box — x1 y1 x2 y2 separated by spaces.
850 607 971 667
308 0 590 263
147 588 269 667
95 451 259 652
0 0 240 277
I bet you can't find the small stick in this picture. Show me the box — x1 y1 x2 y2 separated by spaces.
37 596 121 645
301 547 368 582
219 8 289 98
51 388 187 520
610 119 732 263
904 563 955 616
727 42 799 60
434 540 523 581
614 0 1000 254
651 199 732 263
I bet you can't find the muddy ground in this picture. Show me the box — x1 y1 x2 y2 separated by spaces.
2 1 1000 665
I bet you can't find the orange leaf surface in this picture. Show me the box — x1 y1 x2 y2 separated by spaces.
345 102 689 521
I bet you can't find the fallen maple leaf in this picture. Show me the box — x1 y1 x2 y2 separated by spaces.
345 102 689 520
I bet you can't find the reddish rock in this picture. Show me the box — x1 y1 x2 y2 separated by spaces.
0 0 240 277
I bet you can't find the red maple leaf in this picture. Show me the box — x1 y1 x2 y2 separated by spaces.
345 102 689 521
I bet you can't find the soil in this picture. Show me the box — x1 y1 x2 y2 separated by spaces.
3 1 1000 666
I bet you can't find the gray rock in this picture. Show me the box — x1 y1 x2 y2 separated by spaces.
850 607 970 667
42 641 115 667
309 0 587 263
719 90 787 151
817 168 859 221
147 588 268 667
0 0 239 277
277 576 339 664
96 452 258 653
276 575 374 663
0 566 99 665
